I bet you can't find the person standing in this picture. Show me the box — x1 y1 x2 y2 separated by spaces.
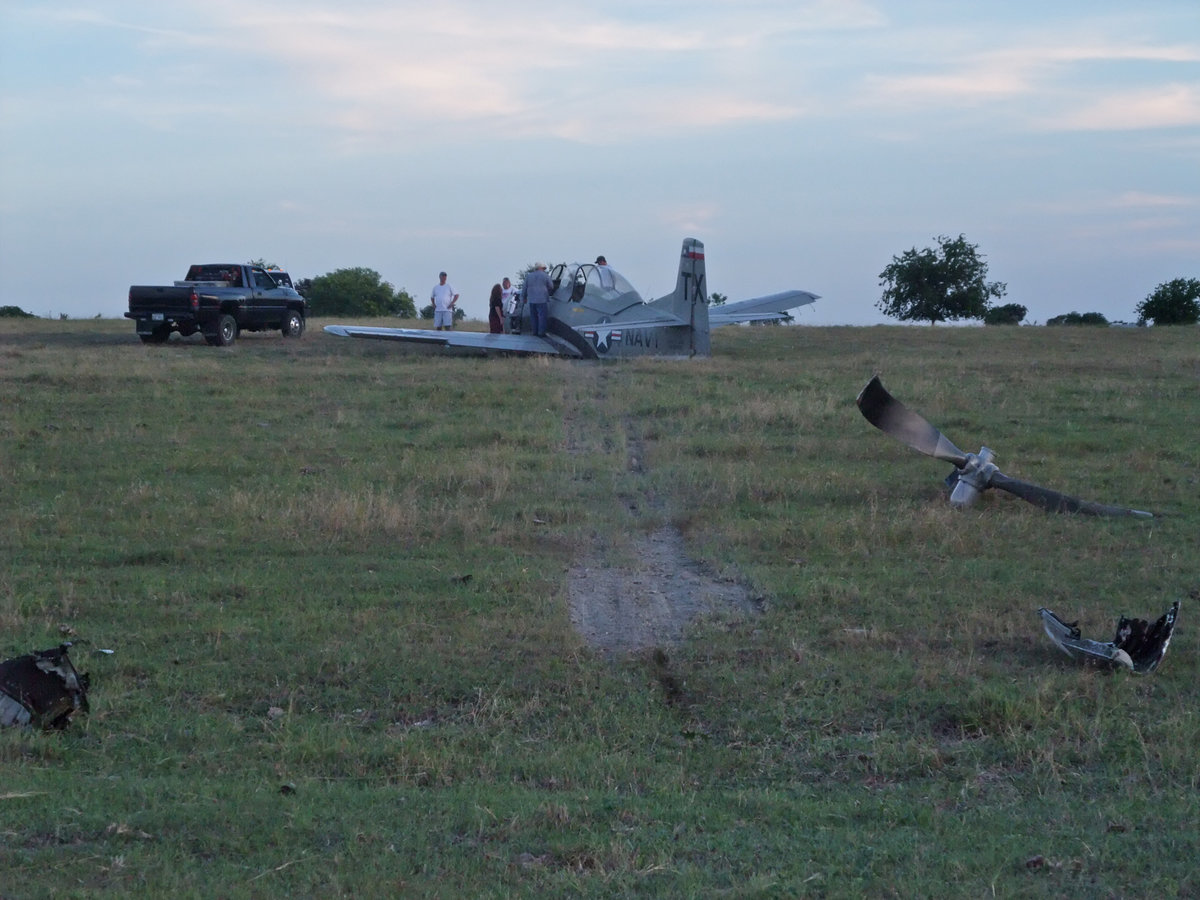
595 255 614 289
431 271 458 331
487 283 504 334
500 277 517 332
521 262 553 338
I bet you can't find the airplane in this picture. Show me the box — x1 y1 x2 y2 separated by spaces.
323 238 818 359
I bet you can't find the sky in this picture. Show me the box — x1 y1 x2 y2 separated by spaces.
1 1 1197 325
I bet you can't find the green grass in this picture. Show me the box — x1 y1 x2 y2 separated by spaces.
1 318 1198 897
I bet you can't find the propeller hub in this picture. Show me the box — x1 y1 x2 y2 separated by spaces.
949 447 998 508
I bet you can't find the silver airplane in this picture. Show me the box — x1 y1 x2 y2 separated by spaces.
323 238 818 359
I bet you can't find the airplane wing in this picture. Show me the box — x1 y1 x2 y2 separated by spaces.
322 325 574 356
708 290 819 326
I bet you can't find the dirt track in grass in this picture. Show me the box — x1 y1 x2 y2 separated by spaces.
561 366 761 655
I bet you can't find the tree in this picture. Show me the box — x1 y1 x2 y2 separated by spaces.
304 267 416 317
419 304 466 322
1047 311 1108 326
983 303 1026 325
1136 277 1200 326
877 234 1006 325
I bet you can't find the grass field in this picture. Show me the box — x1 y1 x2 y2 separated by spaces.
1 317 1197 897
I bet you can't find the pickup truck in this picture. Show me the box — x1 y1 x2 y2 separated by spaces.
126 264 308 346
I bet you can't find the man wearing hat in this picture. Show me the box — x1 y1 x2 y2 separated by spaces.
431 270 459 331
521 262 553 338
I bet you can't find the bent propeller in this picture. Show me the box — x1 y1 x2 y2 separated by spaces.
855 375 1154 517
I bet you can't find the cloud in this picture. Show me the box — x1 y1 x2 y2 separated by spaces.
655 202 720 235
858 32 1200 129
1022 189 1199 217
865 65 1031 106
1110 191 1199 210
132 0 877 148
17 2 1196 146
1050 84 1200 131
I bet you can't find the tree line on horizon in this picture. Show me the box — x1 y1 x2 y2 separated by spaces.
293 246 1198 328
6 251 1197 325
875 234 1200 327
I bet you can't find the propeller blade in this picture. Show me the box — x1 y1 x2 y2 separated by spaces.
989 472 1154 518
855 376 968 466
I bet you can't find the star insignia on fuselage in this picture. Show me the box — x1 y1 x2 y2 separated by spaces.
581 326 623 354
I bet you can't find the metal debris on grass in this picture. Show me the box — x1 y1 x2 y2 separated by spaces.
0 643 91 729
1038 600 1179 674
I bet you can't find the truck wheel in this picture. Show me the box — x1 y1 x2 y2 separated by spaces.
281 310 305 338
206 314 238 347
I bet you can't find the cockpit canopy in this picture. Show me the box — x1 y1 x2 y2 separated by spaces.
550 262 642 304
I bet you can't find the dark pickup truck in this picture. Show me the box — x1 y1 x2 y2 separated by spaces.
126 264 308 346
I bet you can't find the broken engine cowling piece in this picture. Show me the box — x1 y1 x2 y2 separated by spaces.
1038 600 1179 675
0 643 91 729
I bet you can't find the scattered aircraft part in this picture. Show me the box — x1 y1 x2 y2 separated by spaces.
324 238 819 359
855 375 1154 517
0 643 90 729
1038 601 1179 674
1037 608 1134 669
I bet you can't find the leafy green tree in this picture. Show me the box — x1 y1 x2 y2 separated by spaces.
419 304 466 322
877 234 1007 325
1047 311 1108 326
392 286 418 318
983 303 1027 325
305 268 416 317
708 292 728 306
0 305 35 318
1136 277 1200 325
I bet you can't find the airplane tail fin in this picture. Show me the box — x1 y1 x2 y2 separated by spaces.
666 237 710 355
674 237 708 304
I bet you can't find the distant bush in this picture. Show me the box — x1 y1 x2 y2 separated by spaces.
305 267 416 317
1047 311 1108 326
1136 277 1200 326
0 305 35 318
419 304 466 322
984 303 1027 325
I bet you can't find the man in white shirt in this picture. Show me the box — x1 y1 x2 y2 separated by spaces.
431 271 459 330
